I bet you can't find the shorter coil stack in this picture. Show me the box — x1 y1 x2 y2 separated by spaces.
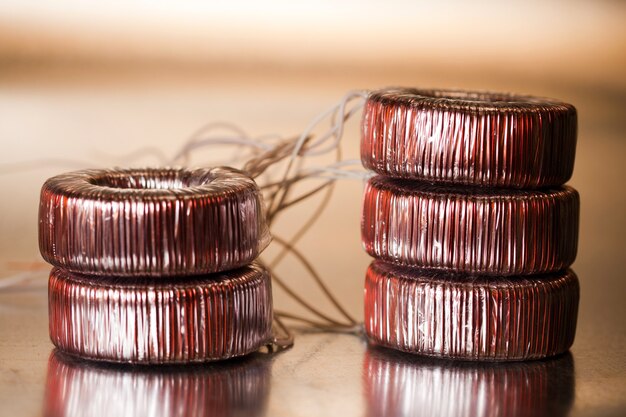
360 88 580 361
39 166 274 364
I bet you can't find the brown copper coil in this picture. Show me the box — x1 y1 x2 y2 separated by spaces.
364 260 579 361
44 350 271 417
48 263 273 364
39 167 270 277
363 346 574 417
362 176 579 275
361 88 577 188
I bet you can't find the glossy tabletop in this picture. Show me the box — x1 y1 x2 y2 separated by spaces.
0 69 625 417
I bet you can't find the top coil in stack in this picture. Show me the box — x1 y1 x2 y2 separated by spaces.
39 166 270 277
361 88 577 188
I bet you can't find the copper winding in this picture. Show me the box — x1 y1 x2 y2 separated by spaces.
364 260 579 361
363 346 573 417
361 88 577 188
39 167 269 277
45 350 271 417
362 176 579 275
48 263 273 364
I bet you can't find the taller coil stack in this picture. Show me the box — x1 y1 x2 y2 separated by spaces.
360 88 580 361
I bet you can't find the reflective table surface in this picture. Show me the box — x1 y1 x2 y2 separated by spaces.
1 283 625 417
1 69 625 417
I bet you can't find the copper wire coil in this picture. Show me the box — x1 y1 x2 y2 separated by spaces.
39 167 270 277
45 350 271 417
48 264 273 364
363 346 574 417
364 260 579 361
361 88 577 188
362 176 579 275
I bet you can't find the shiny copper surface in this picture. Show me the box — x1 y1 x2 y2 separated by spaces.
44 350 271 417
39 167 270 277
362 176 579 275
361 88 577 188
363 346 574 417
48 264 273 364
364 260 579 361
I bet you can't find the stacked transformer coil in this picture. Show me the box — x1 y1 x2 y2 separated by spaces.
39 166 273 364
360 88 580 361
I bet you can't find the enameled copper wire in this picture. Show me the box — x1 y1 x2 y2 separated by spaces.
364 260 579 361
363 346 574 417
362 176 579 275
45 350 271 417
39 167 270 277
48 263 273 364
361 88 577 188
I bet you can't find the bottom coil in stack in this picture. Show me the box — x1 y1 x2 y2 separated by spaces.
364 260 579 361
48 264 273 364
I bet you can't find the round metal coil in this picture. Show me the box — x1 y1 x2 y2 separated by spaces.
45 350 271 417
48 263 273 364
363 346 574 417
362 176 579 275
361 88 577 188
39 167 270 276
364 260 579 361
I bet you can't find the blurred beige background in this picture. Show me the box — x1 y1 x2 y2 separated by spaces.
1 0 625 322
1 0 626 327
0 2 625 415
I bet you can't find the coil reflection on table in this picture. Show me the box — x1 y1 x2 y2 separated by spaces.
363 346 574 417
44 350 272 417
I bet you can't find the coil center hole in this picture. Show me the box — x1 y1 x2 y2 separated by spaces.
423 90 517 103
91 170 196 190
